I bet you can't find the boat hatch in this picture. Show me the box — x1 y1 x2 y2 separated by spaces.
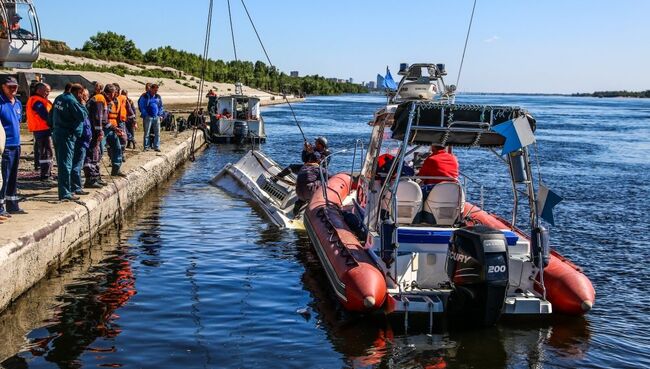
256 174 291 203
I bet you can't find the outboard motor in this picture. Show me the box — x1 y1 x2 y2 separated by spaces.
446 226 509 326
233 121 248 144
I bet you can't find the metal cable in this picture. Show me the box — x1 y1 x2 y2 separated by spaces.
456 0 478 89
227 0 238 62
190 0 214 162
239 0 307 143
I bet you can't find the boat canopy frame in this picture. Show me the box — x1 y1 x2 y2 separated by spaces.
391 101 536 148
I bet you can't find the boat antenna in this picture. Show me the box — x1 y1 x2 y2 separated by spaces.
190 0 214 162
455 0 478 89
240 0 308 143
227 0 238 63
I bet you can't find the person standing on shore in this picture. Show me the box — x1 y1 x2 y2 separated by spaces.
122 90 137 149
0 76 25 215
71 89 92 196
84 83 107 188
51 83 87 200
103 84 126 177
138 83 164 152
114 83 129 162
26 83 54 183
0 117 7 223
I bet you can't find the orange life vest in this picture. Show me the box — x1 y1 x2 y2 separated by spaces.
26 95 52 132
117 95 128 123
106 96 120 127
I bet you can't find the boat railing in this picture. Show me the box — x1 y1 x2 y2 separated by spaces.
350 139 365 178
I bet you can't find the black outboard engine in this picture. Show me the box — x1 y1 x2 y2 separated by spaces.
446 226 509 326
233 120 248 144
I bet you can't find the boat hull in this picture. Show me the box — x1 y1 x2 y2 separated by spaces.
465 204 595 315
304 174 387 312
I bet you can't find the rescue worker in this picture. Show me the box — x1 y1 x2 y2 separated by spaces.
71 89 92 196
0 115 7 222
84 83 106 188
293 152 324 217
51 83 87 200
138 83 164 152
122 90 137 149
274 136 331 180
418 144 459 185
114 83 129 162
0 76 25 215
102 84 126 177
26 83 54 182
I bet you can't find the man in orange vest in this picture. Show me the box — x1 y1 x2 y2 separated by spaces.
26 83 54 182
102 84 126 177
114 83 129 162
83 83 106 188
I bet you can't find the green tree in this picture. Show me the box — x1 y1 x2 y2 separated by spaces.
82 31 143 61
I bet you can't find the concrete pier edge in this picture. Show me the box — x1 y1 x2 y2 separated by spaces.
0 130 206 314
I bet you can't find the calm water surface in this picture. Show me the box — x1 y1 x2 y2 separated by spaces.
1 94 649 368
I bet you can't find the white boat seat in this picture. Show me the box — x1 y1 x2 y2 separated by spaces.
423 182 465 226
396 179 423 225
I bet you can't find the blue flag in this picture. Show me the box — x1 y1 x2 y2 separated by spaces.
492 116 536 155
537 184 562 226
383 67 397 90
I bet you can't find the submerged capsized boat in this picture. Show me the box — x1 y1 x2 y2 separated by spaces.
211 150 304 230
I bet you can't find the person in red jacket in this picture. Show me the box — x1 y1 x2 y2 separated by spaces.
418 145 459 185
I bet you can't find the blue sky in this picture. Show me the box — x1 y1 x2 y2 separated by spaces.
35 0 650 93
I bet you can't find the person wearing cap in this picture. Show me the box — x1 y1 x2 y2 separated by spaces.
293 151 325 217
51 83 87 200
418 144 459 186
26 82 54 182
0 115 7 223
138 83 164 151
274 136 332 181
0 75 25 215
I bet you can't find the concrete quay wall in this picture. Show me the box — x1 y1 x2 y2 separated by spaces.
0 130 205 314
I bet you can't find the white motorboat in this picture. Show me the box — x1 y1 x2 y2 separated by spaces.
209 83 266 144
211 150 304 230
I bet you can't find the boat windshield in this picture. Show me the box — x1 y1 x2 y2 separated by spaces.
1 3 38 41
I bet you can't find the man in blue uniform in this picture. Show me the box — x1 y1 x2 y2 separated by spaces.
0 76 25 215
51 83 87 200
138 83 164 151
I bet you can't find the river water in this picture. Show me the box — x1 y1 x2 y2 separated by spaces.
1 94 649 368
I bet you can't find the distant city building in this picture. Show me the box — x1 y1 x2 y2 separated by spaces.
327 77 338 82
337 79 346 83
377 74 385 89
348 78 354 84
367 81 376 89
290 71 299 77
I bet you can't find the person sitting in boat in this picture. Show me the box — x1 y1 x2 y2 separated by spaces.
418 144 459 195
219 108 232 119
293 151 324 216
273 136 331 181
375 153 415 184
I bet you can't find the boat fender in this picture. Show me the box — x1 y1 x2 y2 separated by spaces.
509 150 528 183
532 226 551 267
381 220 396 266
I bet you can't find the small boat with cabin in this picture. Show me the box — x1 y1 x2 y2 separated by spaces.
209 83 266 144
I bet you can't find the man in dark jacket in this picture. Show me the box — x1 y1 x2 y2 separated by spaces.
293 151 324 217
274 136 331 181
51 83 87 200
